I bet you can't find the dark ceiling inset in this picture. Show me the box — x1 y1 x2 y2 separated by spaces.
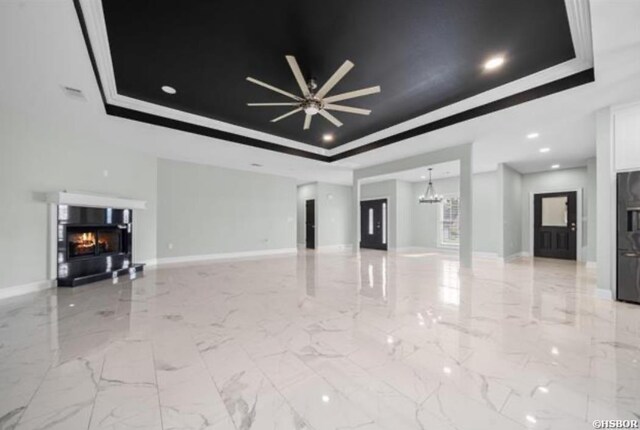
100 0 575 149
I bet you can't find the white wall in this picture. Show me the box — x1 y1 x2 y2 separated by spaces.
156 159 297 259
0 113 158 291
412 172 498 254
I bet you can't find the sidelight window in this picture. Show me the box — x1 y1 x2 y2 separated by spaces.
439 196 460 247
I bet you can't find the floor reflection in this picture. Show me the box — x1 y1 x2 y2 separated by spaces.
1 250 637 430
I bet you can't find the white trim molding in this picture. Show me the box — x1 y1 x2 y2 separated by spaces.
154 248 298 266
316 244 353 252
499 251 530 263
596 288 613 301
46 191 147 210
0 280 55 301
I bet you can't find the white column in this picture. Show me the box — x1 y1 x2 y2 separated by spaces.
459 148 473 268
352 178 361 253
596 108 615 298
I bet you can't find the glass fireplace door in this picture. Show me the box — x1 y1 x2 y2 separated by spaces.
97 229 122 255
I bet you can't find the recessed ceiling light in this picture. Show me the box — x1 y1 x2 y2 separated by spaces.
484 56 505 71
551 164 560 169
322 134 334 142
526 415 537 424
527 132 540 139
539 147 550 153
161 85 177 94
420 175 426 179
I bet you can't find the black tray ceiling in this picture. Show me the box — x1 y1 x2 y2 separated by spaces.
102 0 575 149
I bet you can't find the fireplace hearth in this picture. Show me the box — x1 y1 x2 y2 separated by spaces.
56 205 143 287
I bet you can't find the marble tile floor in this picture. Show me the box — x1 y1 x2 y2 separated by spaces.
0 249 638 430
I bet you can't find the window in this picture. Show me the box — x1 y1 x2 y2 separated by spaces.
439 196 460 247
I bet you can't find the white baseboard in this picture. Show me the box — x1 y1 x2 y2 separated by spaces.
596 288 612 300
316 244 353 252
0 279 55 301
500 251 529 263
154 247 298 266
473 251 498 259
394 247 498 259
586 261 597 269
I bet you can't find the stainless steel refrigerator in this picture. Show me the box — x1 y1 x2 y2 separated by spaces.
617 171 640 304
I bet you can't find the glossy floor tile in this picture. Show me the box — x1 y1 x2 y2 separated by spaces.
0 250 638 429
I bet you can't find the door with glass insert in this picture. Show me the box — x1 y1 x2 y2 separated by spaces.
534 191 577 260
360 199 388 250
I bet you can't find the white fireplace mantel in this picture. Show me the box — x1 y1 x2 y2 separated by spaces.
46 191 147 210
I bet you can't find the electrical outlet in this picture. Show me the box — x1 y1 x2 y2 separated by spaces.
168 243 173 250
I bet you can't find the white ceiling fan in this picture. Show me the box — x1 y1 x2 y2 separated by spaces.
246 55 381 130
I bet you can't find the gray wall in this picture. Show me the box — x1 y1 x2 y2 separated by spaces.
498 164 523 259
412 172 498 253
520 167 589 259
0 115 158 290
156 159 297 259
316 183 353 248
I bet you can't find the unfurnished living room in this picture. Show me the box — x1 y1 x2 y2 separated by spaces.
1 0 640 429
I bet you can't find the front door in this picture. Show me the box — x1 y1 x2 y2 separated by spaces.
305 199 315 249
534 191 577 260
360 199 387 250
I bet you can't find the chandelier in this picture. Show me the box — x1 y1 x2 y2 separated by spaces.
418 168 443 204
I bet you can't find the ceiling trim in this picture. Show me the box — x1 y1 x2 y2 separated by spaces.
74 0 595 163
331 68 594 161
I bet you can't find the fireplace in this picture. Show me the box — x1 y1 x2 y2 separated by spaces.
56 205 143 287
67 228 125 259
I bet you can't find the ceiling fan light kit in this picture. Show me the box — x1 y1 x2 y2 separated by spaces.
246 55 381 132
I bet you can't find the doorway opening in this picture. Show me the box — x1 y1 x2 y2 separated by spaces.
305 199 315 249
533 191 577 260
360 199 388 250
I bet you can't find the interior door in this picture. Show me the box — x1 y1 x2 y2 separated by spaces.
360 199 387 250
305 199 315 249
534 191 577 260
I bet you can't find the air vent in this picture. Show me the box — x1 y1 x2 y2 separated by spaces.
61 85 86 100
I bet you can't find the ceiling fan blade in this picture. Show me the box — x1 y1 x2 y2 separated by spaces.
303 114 312 130
323 86 381 103
324 104 371 115
271 107 303 123
247 102 300 106
285 55 310 98
318 110 343 127
315 60 354 99
246 77 302 101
